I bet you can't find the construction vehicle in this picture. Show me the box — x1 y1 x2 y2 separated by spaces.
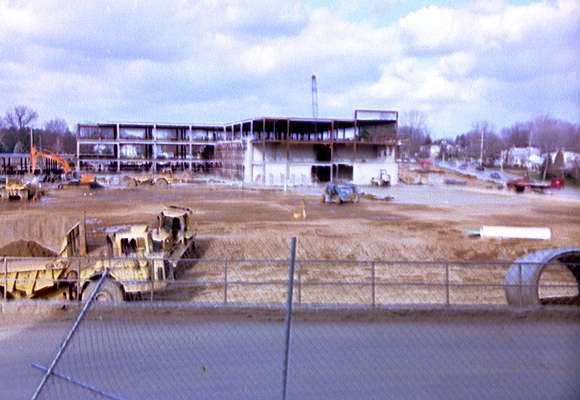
31 146 101 188
151 205 196 266
0 177 43 201
0 206 196 302
0 178 31 201
126 172 179 187
30 145 72 177
506 177 565 193
370 169 391 187
322 182 360 204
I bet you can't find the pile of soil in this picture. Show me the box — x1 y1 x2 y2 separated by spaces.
0 240 57 257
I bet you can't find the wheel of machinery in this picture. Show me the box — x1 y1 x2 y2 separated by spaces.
82 278 124 303
156 178 168 186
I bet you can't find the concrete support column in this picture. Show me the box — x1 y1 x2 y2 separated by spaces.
152 124 158 173
262 118 266 185
188 126 193 171
116 124 121 172
76 127 81 173
285 119 290 189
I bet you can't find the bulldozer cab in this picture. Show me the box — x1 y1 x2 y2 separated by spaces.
161 215 182 240
158 206 193 241
107 225 151 258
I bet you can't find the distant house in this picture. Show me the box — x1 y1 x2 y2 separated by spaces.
420 144 441 160
548 151 580 170
503 147 543 169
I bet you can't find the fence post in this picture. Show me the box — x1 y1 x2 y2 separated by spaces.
30 271 110 400
297 263 301 305
149 260 154 302
76 258 81 302
445 263 450 306
3 257 7 303
224 259 228 304
371 261 376 308
281 237 297 400
518 263 523 307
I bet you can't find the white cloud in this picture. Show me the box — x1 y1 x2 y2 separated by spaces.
0 0 578 136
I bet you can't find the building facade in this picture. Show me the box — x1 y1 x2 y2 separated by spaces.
77 109 400 186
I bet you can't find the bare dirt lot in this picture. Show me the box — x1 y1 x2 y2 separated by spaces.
1 180 579 304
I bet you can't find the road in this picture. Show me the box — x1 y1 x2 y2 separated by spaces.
437 160 517 183
1 312 579 400
438 160 580 200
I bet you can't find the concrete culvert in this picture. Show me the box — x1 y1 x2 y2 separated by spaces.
0 240 57 257
505 248 580 306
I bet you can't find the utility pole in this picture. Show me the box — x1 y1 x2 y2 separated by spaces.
30 127 34 174
479 126 484 167
528 127 534 175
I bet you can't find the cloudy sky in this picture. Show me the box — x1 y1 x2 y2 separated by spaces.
0 0 578 136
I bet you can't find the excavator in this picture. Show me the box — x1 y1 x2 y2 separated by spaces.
30 145 72 177
30 145 99 187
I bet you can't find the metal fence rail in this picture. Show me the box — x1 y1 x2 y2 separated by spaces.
2 256 579 307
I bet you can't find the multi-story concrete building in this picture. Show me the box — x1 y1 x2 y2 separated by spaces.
77 109 400 186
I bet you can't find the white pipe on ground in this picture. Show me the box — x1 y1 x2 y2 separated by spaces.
480 226 551 240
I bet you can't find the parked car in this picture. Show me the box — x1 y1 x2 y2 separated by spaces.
489 172 502 180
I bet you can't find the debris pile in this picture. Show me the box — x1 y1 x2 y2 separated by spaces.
0 240 57 257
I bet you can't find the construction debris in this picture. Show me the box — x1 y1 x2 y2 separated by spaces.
399 172 427 185
361 193 394 201
470 226 552 240
292 200 307 219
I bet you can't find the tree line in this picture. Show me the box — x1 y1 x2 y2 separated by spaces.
0 105 76 154
399 111 580 161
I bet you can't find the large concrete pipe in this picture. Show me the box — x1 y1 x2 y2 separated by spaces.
505 248 580 305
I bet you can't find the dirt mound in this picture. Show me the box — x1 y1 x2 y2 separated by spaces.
0 240 57 257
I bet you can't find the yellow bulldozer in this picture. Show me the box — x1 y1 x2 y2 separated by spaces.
0 177 42 201
0 206 196 302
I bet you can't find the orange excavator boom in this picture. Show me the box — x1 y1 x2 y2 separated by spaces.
30 145 72 174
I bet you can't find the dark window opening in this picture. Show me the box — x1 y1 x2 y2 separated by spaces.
312 166 331 183
314 145 331 162
336 164 353 181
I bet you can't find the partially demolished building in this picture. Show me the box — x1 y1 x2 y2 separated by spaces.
77 109 400 186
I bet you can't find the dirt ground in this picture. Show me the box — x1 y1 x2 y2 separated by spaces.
0 179 579 304
1 181 578 260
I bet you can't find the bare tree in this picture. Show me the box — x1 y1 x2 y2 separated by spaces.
42 118 70 152
398 110 429 157
458 121 503 162
4 105 38 130
501 122 532 148
44 118 69 134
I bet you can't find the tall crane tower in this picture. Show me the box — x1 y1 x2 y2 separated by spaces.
311 74 318 119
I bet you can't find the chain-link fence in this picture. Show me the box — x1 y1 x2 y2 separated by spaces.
1 243 579 399
2 255 579 307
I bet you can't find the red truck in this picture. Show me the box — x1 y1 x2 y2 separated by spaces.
506 177 565 193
